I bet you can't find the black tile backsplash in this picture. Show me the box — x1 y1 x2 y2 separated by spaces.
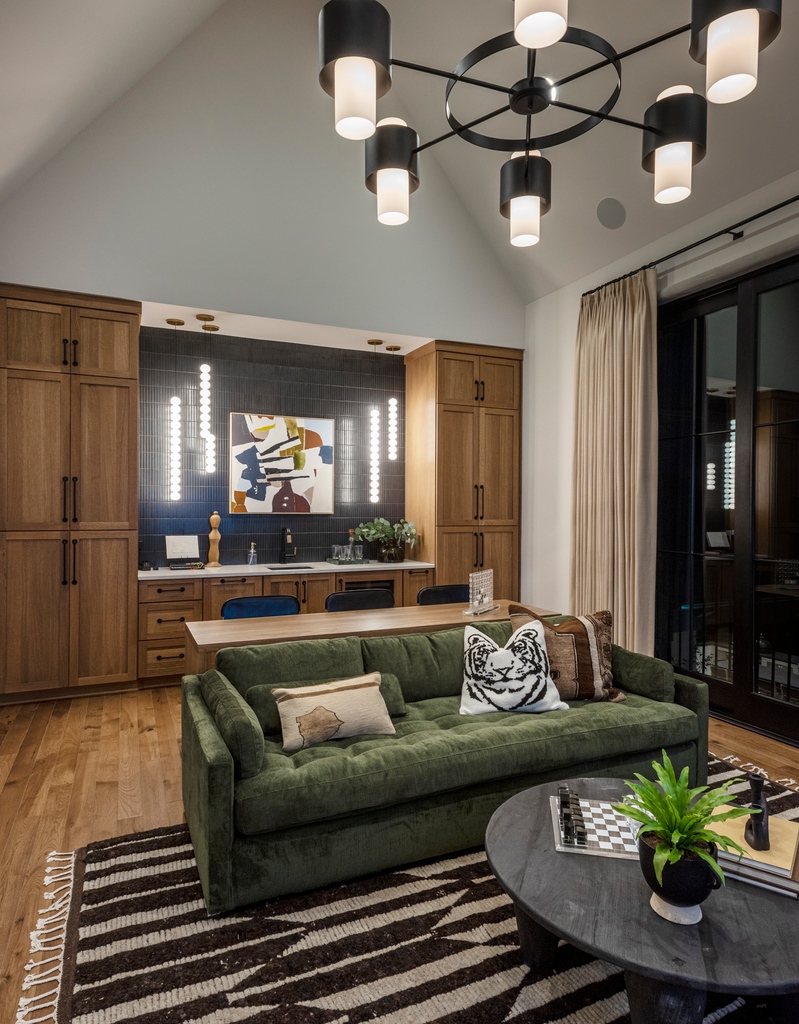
139 327 406 567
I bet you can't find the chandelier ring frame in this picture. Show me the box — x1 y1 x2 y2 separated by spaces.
444 28 622 153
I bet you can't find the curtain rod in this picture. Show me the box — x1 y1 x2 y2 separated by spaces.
581 192 799 298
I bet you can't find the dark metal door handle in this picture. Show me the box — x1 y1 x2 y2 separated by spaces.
72 339 79 366
157 586 186 594
474 484 479 520
302 580 307 604
62 338 69 366
71 477 78 522
480 484 485 520
156 653 185 662
62 539 69 585
157 617 186 624
62 476 69 522
480 380 485 401
474 532 479 569
480 532 485 567
71 539 78 584
474 379 479 402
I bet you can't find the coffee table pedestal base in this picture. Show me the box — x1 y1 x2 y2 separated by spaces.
625 970 705 1024
513 904 559 972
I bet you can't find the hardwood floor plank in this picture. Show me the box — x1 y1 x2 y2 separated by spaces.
117 691 141 821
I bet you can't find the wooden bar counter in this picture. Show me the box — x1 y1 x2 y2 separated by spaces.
184 599 556 674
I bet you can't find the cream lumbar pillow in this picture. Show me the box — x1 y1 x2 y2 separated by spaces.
460 621 570 716
272 672 396 753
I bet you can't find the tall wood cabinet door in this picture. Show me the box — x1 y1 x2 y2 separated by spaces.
301 574 334 614
0 370 71 530
437 351 480 406
71 376 138 530
479 356 521 410
70 532 138 687
436 528 480 586
203 576 264 620
479 527 519 601
479 408 520 525
0 533 71 693
0 298 71 371
70 308 139 380
437 406 480 525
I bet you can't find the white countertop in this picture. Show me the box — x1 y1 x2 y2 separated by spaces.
138 559 435 581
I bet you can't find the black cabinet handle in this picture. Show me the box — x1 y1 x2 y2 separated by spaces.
156 653 185 662
296 581 301 597
407 569 429 575
302 580 307 604
474 484 479 520
480 380 485 401
474 379 479 402
71 477 78 522
62 339 69 366
157 586 186 593
473 532 479 569
480 532 485 567
72 339 79 366
71 539 78 584
157 617 186 624
62 476 69 523
480 484 485 520
62 539 69 586
218 578 247 584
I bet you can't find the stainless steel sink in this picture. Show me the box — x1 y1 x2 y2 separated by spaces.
264 564 314 570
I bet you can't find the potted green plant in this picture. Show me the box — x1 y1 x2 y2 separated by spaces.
612 750 756 925
354 518 417 562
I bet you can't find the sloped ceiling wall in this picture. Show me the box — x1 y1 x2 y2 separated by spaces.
0 0 525 346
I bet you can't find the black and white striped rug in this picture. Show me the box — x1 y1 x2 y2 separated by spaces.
17 754 799 1024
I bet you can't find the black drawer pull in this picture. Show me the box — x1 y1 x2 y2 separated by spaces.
157 586 186 594
156 653 185 661
157 617 186 624
72 338 79 366
219 578 247 584
62 338 69 366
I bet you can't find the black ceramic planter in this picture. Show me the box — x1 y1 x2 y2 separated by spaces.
638 834 721 925
377 542 405 562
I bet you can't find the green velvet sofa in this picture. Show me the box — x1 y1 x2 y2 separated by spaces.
181 620 708 914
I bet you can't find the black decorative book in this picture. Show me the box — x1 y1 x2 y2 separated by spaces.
550 783 639 860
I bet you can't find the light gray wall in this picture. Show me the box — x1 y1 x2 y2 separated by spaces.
0 0 525 347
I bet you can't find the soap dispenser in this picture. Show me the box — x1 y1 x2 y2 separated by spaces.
247 542 257 566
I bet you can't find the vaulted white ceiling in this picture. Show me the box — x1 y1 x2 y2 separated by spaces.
0 0 796 311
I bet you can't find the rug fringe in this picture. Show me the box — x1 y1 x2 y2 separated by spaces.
16 851 75 1024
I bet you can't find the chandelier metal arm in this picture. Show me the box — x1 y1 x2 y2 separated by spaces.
413 104 512 154
549 99 663 136
554 23 691 89
390 58 509 97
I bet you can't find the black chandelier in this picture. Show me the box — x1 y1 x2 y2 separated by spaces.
318 0 782 246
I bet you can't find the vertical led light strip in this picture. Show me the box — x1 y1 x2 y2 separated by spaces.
724 419 736 510
387 397 398 460
706 462 716 491
169 396 182 500
369 407 380 502
199 363 216 473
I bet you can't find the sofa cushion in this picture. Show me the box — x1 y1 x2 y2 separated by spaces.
273 673 396 752
215 636 365 698
246 671 407 735
361 621 513 702
612 646 675 703
233 692 698 836
199 669 264 779
461 622 568 715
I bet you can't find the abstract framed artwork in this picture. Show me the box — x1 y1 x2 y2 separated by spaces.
229 413 334 514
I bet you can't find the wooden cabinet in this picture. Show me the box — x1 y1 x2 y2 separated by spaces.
203 576 264 620
138 578 203 679
264 572 335 613
403 567 434 605
0 294 138 378
407 341 523 601
0 284 141 699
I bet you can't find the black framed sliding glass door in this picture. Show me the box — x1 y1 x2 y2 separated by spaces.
657 257 799 741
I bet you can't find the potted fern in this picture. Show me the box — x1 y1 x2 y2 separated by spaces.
612 751 756 925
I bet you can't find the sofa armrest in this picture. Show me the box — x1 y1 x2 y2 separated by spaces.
182 676 236 915
611 645 675 703
673 673 709 786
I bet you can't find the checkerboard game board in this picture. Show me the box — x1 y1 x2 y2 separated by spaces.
549 783 640 860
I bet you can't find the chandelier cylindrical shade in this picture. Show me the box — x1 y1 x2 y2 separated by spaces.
365 119 420 226
689 1 781 103
319 0 392 139
500 152 551 247
642 87 707 205
514 0 568 49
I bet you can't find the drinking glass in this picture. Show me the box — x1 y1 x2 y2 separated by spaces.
355 544 363 560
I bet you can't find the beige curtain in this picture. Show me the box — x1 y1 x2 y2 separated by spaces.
570 268 658 654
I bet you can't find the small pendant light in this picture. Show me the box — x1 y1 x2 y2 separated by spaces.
642 86 707 205
365 118 420 226
500 151 551 247
514 0 568 50
690 1 781 105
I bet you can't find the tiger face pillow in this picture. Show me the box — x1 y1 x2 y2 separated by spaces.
460 621 570 716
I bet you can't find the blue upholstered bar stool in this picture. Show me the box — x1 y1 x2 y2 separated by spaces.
325 590 394 612
416 584 470 605
220 595 301 619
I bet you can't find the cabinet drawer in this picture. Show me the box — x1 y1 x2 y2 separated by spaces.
138 639 188 678
139 578 203 602
138 600 203 640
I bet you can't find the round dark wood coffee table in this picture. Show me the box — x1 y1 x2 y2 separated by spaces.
485 777 799 1024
